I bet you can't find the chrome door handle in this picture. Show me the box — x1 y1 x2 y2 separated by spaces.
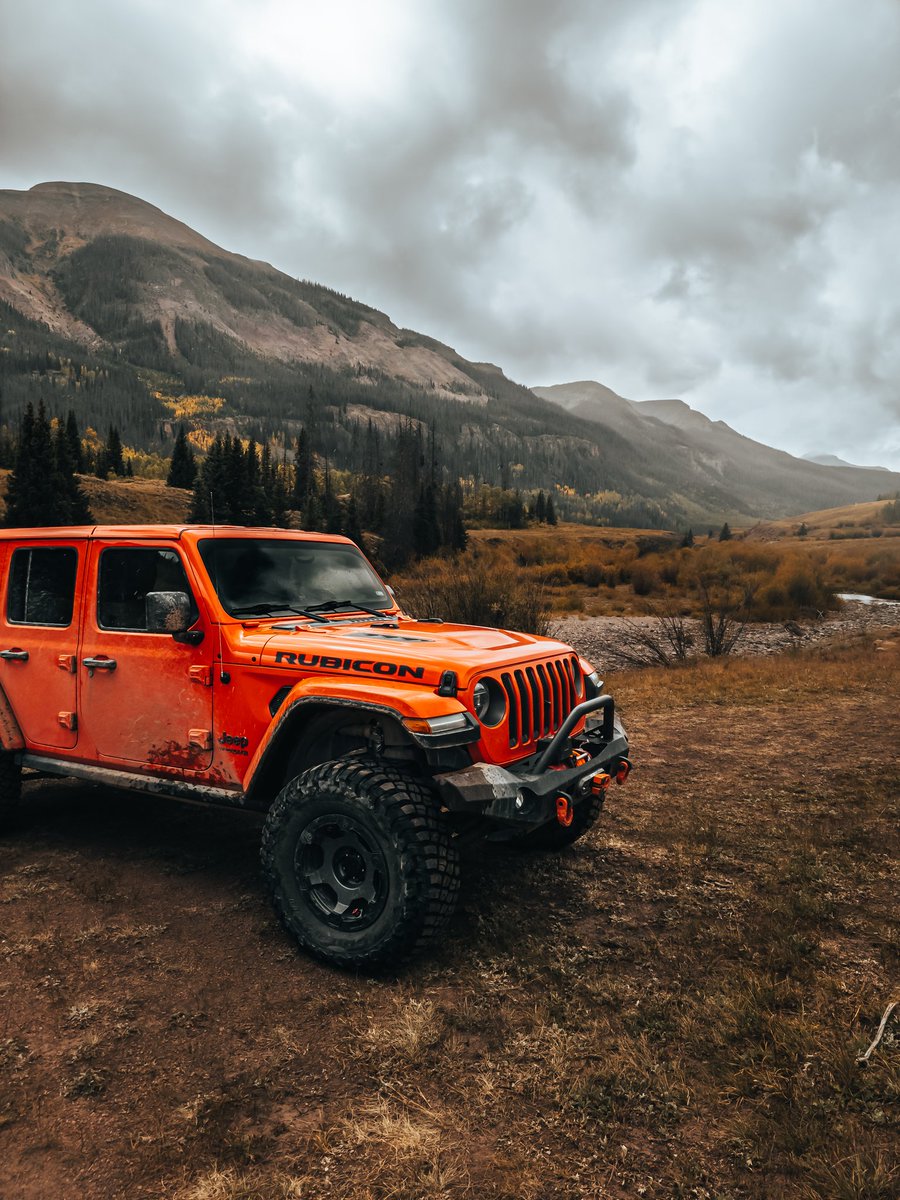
83 656 117 676
0 649 29 661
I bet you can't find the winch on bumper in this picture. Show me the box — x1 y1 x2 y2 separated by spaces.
434 694 631 827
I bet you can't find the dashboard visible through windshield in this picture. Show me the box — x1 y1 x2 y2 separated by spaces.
198 538 392 617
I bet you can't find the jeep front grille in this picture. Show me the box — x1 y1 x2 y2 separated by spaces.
500 656 581 748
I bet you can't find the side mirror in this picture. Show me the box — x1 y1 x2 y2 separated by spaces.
146 591 202 644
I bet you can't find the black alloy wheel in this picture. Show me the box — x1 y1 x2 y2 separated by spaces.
294 813 389 930
261 758 460 970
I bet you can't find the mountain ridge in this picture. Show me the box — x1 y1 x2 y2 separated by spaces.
532 380 900 521
1 181 898 525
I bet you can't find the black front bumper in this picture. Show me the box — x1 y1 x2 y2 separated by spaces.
434 693 629 826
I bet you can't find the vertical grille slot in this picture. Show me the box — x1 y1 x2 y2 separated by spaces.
536 663 552 738
502 672 519 746
561 657 575 710
549 659 562 728
514 670 531 743
525 667 541 738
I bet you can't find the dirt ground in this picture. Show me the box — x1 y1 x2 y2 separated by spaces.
1 632 898 1200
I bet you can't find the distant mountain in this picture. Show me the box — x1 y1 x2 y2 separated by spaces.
532 381 900 522
1 182 898 526
802 453 889 471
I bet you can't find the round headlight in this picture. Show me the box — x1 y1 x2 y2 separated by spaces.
471 677 507 726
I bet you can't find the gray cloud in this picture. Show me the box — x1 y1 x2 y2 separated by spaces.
1 0 899 466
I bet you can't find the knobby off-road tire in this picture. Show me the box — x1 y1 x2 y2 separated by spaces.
517 791 604 851
0 752 23 833
260 759 460 970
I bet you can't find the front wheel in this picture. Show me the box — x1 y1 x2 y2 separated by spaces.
260 759 460 970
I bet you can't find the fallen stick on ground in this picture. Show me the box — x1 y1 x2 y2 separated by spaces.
857 1000 898 1065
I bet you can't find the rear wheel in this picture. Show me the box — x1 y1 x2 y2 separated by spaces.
516 792 604 851
0 752 22 833
260 759 460 969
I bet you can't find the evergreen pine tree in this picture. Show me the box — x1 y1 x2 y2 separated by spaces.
293 427 312 509
445 482 467 552
546 494 558 526
4 401 79 527
680 528 694 548
103 425 125 477
246 440 271 524
413 484 442 557
718 522 732 542
53 420 92 524
535 490 547 523
167 424 196 489
343 494 366 552
321 462 343 534
189 435 229 523
270 455 289 526
65 410 84 472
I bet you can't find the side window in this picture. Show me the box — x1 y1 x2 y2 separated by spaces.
7 547 79 626
98 548 198 632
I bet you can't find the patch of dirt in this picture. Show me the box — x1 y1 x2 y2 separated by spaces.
0 637 897 1199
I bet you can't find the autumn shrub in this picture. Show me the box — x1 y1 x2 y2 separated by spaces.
392 555 550 635
630 562 659 596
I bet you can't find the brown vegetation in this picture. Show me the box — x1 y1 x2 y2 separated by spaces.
0 469 191 526
1 632 897 1198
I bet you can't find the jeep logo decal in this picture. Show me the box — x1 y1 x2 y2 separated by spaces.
273 651 425 679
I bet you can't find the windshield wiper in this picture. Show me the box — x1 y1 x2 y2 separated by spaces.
304 599 390 619
231 603 328 622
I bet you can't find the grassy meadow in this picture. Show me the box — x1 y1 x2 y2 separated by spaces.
0 632 897 1198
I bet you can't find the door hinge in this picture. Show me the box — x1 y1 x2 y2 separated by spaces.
189 665 213 687
189 728 213 750
57 654 77 673
57 711 77 731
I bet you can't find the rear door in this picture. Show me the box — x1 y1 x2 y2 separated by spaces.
78 540 215 773
0 540 84 750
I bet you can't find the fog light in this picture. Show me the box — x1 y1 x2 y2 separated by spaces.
515 791 526 810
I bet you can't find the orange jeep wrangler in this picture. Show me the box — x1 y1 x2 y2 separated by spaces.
0 526 630 968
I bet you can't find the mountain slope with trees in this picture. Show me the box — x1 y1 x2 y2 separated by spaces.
1 181 897 529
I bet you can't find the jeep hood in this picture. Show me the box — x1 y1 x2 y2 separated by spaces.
237 619 580 689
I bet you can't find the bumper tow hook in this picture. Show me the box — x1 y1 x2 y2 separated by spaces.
555 792 574 827
590 771 612 797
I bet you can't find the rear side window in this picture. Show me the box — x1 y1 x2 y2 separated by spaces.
7 547 79 626
98 547 198 631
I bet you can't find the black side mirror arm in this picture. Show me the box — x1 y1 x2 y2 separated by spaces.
173 629 204 646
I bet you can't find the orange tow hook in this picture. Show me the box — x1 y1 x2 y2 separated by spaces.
590 771 612 797
615 759 632 785
556 792 574 827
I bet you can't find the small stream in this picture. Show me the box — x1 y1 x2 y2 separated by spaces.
838 592 900 607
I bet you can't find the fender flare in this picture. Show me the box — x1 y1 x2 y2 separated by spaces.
242 676 467 804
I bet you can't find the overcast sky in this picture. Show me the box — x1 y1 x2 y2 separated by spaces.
2 0 899 467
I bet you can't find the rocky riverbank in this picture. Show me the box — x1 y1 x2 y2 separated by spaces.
551 598 900 668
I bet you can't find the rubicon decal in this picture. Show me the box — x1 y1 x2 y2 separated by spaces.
274 651 425 679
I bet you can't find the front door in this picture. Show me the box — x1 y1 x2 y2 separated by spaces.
78 542 214 774
0 541 84 750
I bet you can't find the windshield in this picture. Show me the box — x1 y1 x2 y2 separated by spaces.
198 538 393 617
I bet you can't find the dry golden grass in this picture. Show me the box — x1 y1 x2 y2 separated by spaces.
0 633 897 1198
0 468 191 525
